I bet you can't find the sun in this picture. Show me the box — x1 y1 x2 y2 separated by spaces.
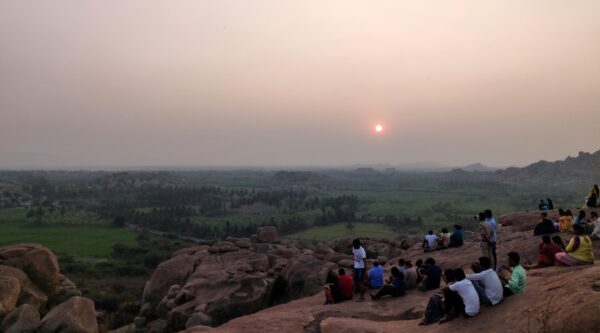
375 124 383 133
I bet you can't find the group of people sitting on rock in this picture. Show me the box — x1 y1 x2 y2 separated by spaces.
530 208 598 266
535 209 600 235
422 225 464 252
322 197 597 326
420 253 522 324
418 252 526 325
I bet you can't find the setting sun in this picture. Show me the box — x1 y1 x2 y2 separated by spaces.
375 124 383 133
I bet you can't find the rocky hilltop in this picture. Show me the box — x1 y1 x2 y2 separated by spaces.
132 226 419 332
133 210 600 333
0 244 98 333
495 150 600 187
3 209 599 333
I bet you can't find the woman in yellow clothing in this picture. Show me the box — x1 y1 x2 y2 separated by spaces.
559 210 574 232
554 225 594 266
590 184 599 198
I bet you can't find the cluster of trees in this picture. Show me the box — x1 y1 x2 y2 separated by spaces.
121 195 359 239
314 195 359 226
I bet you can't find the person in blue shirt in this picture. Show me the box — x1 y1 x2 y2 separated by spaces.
370 267 406 300
368 261 384 289
574 210 586 225
449 225 464 248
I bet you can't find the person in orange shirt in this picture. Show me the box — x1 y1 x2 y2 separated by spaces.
559 209 574 232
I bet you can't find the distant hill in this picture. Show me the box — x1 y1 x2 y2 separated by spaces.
460 163 497 172
495 150 600 188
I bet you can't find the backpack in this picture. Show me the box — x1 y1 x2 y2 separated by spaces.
422 294 445 325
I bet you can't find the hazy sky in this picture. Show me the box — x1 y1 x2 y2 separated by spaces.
1 1 599 168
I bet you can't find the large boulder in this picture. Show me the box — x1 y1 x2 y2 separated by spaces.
400 235 422 250
256 226 279 243
0 304 41 333
56 274 82 303
0 244 60 295
0 265 47 311
0 275 20 318
332 238 353 253
38 296 98 333
281 254 335 299
141 250 207 309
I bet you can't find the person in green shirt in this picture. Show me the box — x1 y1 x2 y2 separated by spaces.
499 252 526 297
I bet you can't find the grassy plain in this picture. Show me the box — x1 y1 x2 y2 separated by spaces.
0 222 137 257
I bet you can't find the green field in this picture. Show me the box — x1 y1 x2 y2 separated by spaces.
285 222 398 242
325 189 531 217
0 223 138 257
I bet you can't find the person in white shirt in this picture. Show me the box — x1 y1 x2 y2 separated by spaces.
439 268 480 324
485 209 498 269
466 257 503 306
422 230 438 251
352 238 367 301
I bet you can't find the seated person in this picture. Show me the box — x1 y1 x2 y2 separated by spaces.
590 211 600 240
574 210 586 226
539 234 561 266
561 210 575 232
324 269 353 304
587 194 598 208
386 259 406 285
367 261 384 289
397 258 407 274
555 224 595 266
449 225 464 247
418 258 442 291
337 269 354 301
590 184 600 199
370 267 406 300
439 268 480 323
498 252 526 297
525 235 561 269
419 269 455 325
466 256 503 306
422 230 438 251
538 199 548 211
438 228 450 248
534 212 556 236
552 235 566 250
324 271 342 304
403 261 418 290
415 259 424 284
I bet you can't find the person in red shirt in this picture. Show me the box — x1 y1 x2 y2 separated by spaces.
337 268 354 301
525 235 562 269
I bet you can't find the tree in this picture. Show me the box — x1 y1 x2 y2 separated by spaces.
113 216 126 227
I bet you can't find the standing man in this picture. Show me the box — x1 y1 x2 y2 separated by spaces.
478 212 495 269
352 238 367 302
484 209 498 269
